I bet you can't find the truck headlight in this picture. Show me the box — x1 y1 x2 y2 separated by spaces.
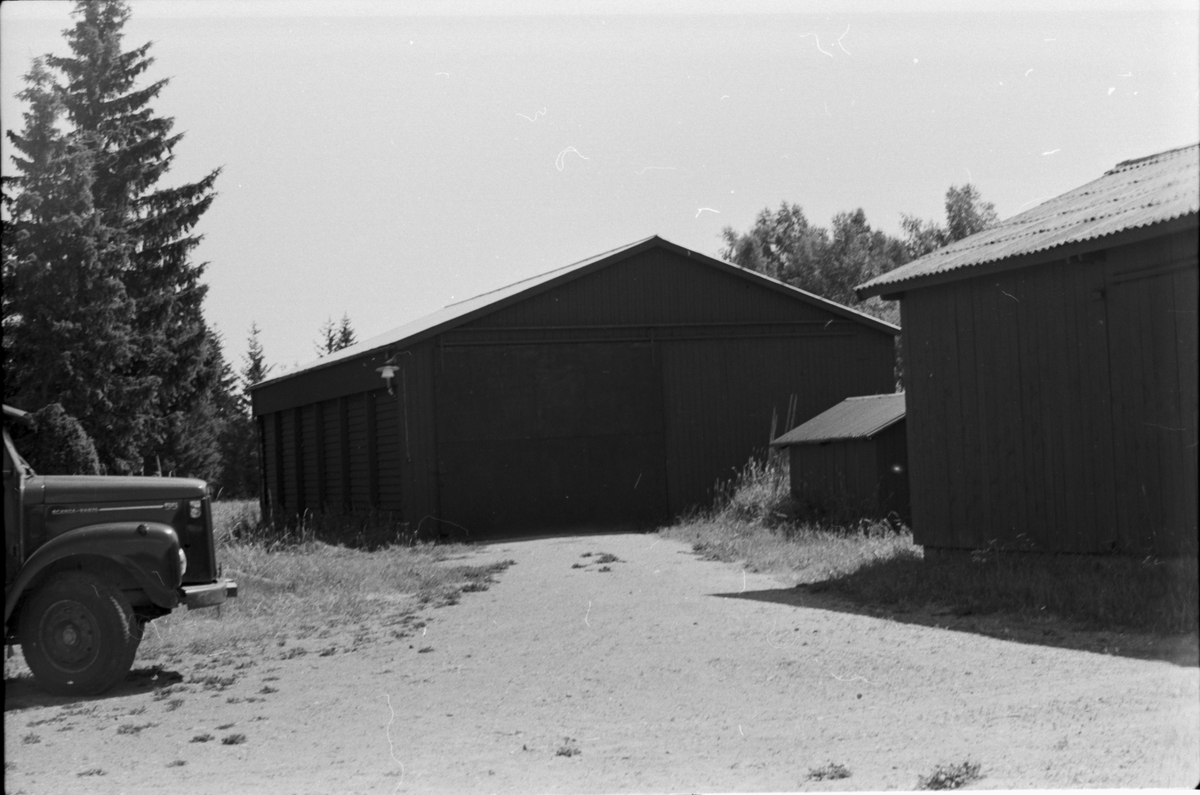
178 548 188 577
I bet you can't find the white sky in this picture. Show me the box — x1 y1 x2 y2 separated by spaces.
3 2 1198 373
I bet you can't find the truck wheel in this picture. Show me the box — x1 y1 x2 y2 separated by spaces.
19 573 142 696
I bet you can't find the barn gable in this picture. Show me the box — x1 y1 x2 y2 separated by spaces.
252 236 899 538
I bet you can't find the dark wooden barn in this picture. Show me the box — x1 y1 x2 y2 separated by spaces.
857 144 1199 557
770 393 909 523
251 236 899 538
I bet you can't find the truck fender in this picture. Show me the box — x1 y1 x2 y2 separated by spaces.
4 522 183 627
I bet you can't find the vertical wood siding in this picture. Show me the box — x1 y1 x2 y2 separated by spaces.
346 394 370 508
904 230 1197 555
261 413 278 510
279 410 295 512
301 404 319 511
321 399 343 508
660 332 894 514
402 343 440 531
375 389 403 511
789 440 879 515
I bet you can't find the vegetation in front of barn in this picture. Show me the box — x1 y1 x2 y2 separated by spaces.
135 501 513 663
662 456 1199 636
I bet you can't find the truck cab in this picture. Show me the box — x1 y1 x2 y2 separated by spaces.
4 404 237 696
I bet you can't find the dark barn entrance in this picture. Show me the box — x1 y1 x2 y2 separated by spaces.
435 342 669 535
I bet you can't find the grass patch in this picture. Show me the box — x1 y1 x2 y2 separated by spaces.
135 501 517 658
662 455 1199 635
917 760 983 790
221 733 247 746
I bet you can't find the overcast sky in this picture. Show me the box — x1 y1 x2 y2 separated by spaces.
3 1 1197 373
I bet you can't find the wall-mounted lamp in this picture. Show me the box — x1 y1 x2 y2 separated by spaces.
376 354 400 396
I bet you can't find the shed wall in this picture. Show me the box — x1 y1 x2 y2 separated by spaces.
789 439 879 515
903 229 1197 555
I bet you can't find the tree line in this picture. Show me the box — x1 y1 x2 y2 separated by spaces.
2 0 357 494
720 184 999 325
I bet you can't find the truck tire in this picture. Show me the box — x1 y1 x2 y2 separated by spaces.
19 572 142 696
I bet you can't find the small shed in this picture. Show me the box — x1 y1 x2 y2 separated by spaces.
857 143 1198 557
251 235 900 539
770 393 909 523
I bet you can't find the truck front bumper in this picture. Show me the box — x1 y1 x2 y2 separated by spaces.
182 579 238 610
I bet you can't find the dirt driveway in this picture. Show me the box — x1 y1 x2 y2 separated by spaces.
5 532 1199 793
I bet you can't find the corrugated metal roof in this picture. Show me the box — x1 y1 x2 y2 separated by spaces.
255 235 900 389
770 393 905 446
857 143 1200 297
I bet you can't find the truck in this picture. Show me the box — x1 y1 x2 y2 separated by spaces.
4 404 238 696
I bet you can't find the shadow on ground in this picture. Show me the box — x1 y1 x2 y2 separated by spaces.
4 665 185 711
711 585 1199 668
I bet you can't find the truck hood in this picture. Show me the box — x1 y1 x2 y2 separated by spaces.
27 475 207 505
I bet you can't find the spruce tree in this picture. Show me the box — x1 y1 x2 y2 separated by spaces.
46 0 222 471
2 58 154 472
335 312 357 351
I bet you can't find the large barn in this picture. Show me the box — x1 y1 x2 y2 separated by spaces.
857 144 1199 558
251 236 899 539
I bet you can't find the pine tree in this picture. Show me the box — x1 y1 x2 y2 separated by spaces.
46 0 222 470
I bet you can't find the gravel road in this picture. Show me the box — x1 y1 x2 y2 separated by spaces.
5 532 1198 793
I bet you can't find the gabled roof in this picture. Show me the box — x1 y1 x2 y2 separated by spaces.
857 143 1200 299
770 393 905 447
255 235 900 389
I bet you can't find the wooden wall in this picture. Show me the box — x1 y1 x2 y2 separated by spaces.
786 422 909 522
255 246 897 536
902 229 1197 555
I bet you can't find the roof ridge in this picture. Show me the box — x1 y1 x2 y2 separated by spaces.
1107 142 1199 174
444 235 658 308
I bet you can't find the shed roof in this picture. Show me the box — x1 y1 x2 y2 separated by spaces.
255 235 900 389
856 143 1200 298
770 393 905 447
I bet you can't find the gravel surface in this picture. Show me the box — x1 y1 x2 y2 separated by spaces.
5 532 1198 793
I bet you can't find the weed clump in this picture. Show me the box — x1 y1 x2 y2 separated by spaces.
555 737 581 757
917 760 983 790
807 762 851 781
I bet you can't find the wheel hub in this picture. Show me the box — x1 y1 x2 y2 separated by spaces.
42 601 98 669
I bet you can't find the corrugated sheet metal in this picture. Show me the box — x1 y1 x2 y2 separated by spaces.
771 393 905 446
858 143 1199 297
256 235 899 390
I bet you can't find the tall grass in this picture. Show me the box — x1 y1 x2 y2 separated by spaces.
668 455 915 581
663 456 1199 635
137 501 513 660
